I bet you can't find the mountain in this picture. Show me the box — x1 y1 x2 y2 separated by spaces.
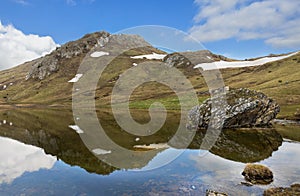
0 31 299 119
0 31 162 105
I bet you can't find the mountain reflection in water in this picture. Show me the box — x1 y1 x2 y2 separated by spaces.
0 108 283 175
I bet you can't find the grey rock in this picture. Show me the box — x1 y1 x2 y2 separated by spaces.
163 50 214 68
164 52 189 68
98 34 110 47
188 88 280 129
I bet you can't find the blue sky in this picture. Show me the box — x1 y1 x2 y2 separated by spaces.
0 0 197 43
0 0 300 69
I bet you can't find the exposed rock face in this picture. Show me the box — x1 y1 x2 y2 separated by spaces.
163 50 232 68
163 50 213 68
188 88 280 129
264 184 300 196
26 31 111 80
242 164 273 184
163 52 193 68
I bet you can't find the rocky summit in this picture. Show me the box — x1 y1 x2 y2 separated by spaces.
25 31 150 81
188 88 280 129
26 31 110 80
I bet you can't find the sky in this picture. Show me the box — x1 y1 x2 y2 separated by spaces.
0 0 300 70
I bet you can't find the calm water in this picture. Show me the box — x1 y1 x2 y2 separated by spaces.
0 108 299 196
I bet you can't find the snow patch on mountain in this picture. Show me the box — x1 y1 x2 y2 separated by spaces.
68 74 83 83
69 125 84 134
194 52 298 70
90 51 109 57
131 52 166 60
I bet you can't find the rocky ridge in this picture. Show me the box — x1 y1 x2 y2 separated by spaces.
26 31 110 80
25 31 151 81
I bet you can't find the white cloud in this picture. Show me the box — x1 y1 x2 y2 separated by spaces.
66 0 76 6
190 0 300 48
66 0 95 6
14 0 29 5
0 21 57 70
0 136 56 184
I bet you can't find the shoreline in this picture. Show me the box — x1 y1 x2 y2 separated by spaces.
0 103 299 123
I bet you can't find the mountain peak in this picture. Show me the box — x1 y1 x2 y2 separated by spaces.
26 31 111 80
25 31 152 80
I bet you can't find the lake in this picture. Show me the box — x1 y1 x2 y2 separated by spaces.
0 108 299 195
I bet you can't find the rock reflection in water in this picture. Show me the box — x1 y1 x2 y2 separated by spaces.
190 128 283 163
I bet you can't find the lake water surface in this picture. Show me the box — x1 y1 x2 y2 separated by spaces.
0 108 299 195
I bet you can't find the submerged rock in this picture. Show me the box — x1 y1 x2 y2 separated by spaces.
206 189 228 196
240 181 253 186
264 184 300 196
188 88 280 129
242 164 273 184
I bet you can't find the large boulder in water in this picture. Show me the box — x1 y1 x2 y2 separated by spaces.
188 88 280 129
242 163 273 184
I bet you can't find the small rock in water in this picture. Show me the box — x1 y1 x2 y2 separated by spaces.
242 163 273 184
135 137 140 142
206 189 228 196
241 181 253 186
264 183 300 196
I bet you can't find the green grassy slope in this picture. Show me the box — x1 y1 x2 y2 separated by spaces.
221 52 300 119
